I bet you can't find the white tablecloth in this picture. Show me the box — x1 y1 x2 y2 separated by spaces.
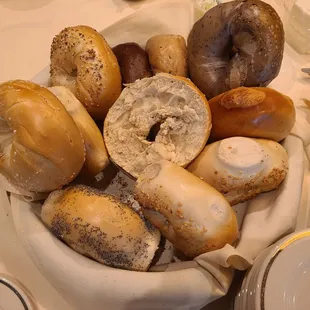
0 1 309 310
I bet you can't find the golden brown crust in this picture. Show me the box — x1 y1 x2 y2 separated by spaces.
50 25 122 120
48 86 109 176
135 160 238 258
146 35 188 77
209 87 296 142
0 80 85 192
188 137 289 205
41 185 161 271
219 87 266 109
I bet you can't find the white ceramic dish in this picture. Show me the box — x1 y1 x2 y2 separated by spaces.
0 274 37 310
235 229 310 310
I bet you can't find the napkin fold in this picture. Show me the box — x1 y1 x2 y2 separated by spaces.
0 174 49 202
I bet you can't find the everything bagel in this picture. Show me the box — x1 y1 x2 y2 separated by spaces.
50 25 122 119
188 0 284 99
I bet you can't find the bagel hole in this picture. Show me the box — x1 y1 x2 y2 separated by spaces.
70 68 78 77
146 122 161 142
230 46 238 59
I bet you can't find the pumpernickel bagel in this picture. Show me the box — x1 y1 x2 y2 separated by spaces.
50 25 122 119
188 0 284 99
113 42 153 84
104 73 212 178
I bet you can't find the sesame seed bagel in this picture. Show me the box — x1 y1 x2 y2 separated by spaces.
187 137 289 205
50 25 122 119
104 73 212 179
41 185 161 271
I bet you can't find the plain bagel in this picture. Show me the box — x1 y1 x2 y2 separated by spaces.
104 73 212 178
48 86 109 176
135 160 239 258
0 80 85 193
41 185 161 271
187 0 284 99
145 34 188 77
50 25 122 119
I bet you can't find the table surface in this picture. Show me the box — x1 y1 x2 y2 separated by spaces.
0 1 310 310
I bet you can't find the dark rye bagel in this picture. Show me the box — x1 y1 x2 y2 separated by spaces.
187 0 284 99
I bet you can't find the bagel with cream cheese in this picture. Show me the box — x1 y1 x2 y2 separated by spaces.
0 80 85 193
104 73 212 178
48 86 109 176
135 160 239 258
188 0 284 99
50 25 122 119
41 185 161 271
187 137 289 205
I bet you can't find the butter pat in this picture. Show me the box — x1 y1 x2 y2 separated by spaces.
285 0 310 54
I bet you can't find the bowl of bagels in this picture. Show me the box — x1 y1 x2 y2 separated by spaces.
1 0 305 309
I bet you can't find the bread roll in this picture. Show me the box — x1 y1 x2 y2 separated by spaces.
135 160 238 258
41 185 161 271
146 35 188 77
48 86 109 176
0 80 85 193
209 87 296 142
50 25 122 119
104 73 212 178
187 137 288 205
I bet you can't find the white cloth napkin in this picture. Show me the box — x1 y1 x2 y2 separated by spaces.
3 1 310 309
